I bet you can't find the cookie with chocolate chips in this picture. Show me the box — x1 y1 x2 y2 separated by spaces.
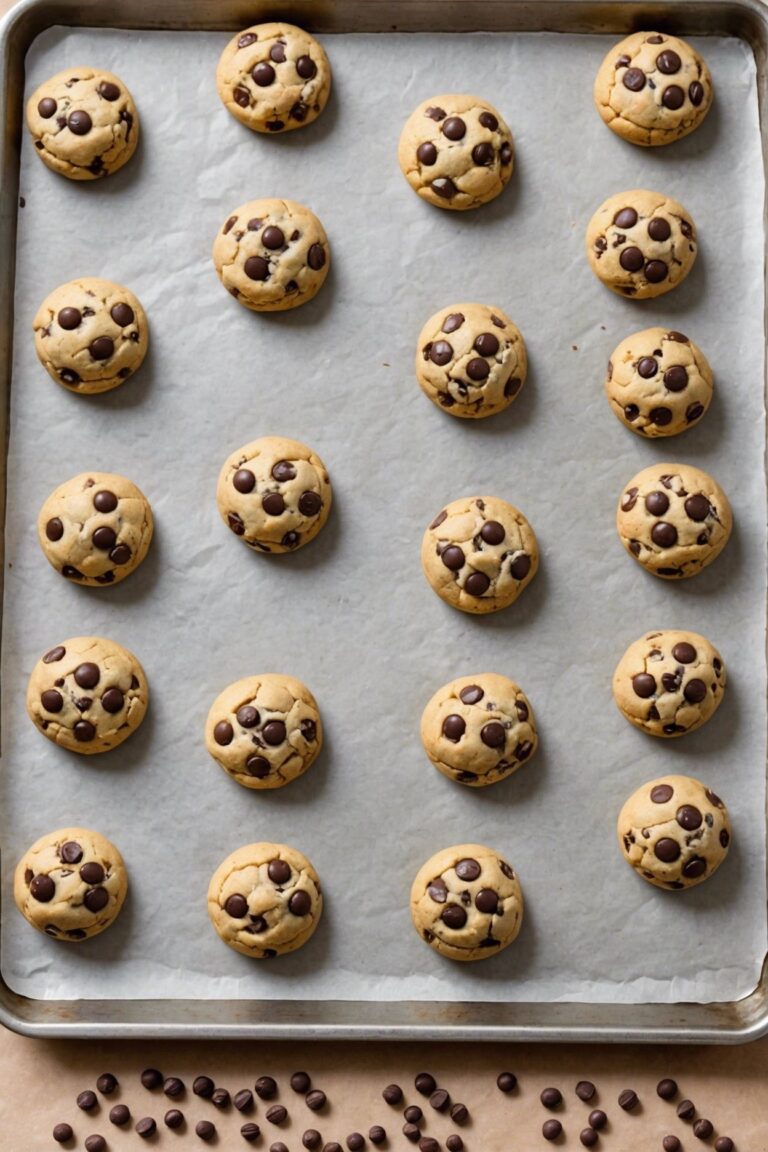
14 827 128 940
398 94 514 210
606 327 713 437
216 22 331 134
586 189 697 299
205 674 322 789
26 636 148 754
421 496 538 614
33 277 148 394
208 842 322 957
613 630 726 737
410 844 524 961
421 673 538 787
617 775 732 889
37 472 153 587
616 462 732 579
594 32 713 147
212 198 330 311
26 67 138 179
217 435 332 553
415 303 527 419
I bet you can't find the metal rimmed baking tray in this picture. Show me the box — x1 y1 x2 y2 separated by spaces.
0 0 767 1041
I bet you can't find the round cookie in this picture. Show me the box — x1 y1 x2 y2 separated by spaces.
216 22 331 134
594 32 713 147
617 463 732 579
410 844 524 962
586 189 697 299
14 827 128 941
617 775 731 890
26 67 138 180
212 199 330 312
420 673 537 787
415 303 527 419
33 278 148 394
217 435 332 554
37 471 153 587
207 842 322 958
606 327 713 437
398 94 514 210
613 630 726 737
205 674 322 790
421 496 538 614
26 636 148 755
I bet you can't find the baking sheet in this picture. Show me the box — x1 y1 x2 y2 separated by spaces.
1 26 765 1005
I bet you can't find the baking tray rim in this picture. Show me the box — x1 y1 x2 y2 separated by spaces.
0 0 766 1042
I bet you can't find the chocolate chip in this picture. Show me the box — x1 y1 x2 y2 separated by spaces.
465 571 491 596
442 115 466 140
262 492 285 516
90 336 114 360
85 1137 106 1152
645 491 669 515
415 1073 437 1096
440 713 466 743
664 1137 682 1152
262 720 286 746
620 246 644 272
714 1139 734 1152
197 1119 217 1141
303 1131 322 1149
619 1089 639 1111
289 890 312 916
253 61 275 86
60 840 83 864
93 525 118 551
682 856 707 879
614 207 638 228
510 553 531 580
68 109 92 134
420 1140 440 1152
347 1135 365 1151
306 242 326 271
466 356 490 381
38 96 57 118
497 1071 517 1093
272 460 297 483
260 225 285 250
684 495 710 521
369 1127 386 1146
440 544 465 571
93 490 118 513
683 679 707 705
648 217 672 241
431 177 457 199
650 407 673 426
41 688 64 713
472 141 495 166
663 365 688 392
383 1084 403 1104
59 368 80 385
450 1102 469 1124
662 85 685 109
693 1119 714 1140
655 838 681 863
543 1119 563 1141
164 1077 184 1098
575 1081 596 1101
689 81 705 106
446 1138 464 1152
651 522 678 548
267 1104 287 1125
632 673 656 699
480 721 505 748
637 356 658 378
430 1089 450 1112
306 1089 326 1111
108 1103 131 1126
480 520 505 546
242 1122 262 1141
245 255 270 280
588 1110 607 1131
296 54 317 79
429 339 453 365
475 888 498 914
404 1124 421 1143
80 862 105 886
77 1089 97 1111
214 720 234 746
657 1078 678 1100
677 1100 696 1121
580 1131 598 1148
624 404 639 421
141 1068 163 1089
404 1106 423 1124
31 873 55 902
441 904 467 928
299 491 322 516
192 1075 214 1098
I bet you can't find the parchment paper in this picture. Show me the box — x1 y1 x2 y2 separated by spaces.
2 27 765 1005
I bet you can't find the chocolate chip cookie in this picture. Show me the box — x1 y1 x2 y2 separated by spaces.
217 435 332 553
208 842 322 957
212 198 330 312
586 189 697 299
26 67 138 179
216 22 331 134
420 673 538 787
33 277 148 394
594 32 713 147
606 327 713 437
410 844 524 961
421 496 538 614
617 775 731 890
415 303 527 418
27 637 148 755
398 94 514 210
613 630 726 737
37 472 153 587
205 674 322 789
617 463 732 579
14 827 128 940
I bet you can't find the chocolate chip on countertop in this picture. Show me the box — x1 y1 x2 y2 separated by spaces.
110 1104 131 1125
497 1071 517 1092
347 1134 365 1150
383 1084 403 1105
271 1144 289 1152
369 1127 386 1145
541 1087 563 1109
197 1120 217 1141
694 1119 714 1140
677 1100 696 1121
77 1090 98 1111
267 1104 288 1125
543 1119 563 1141
588 1110 607 1131
292 1071 312 1093
324 1145 343 1152
714 1138 734 1152
576 1081 596 1101
657 1079 678 1100
450 1102 469 1124
415 1072 437 1096
85 1136 106 1152
256 1076 278 1099
419 1139 440 1152
212 1087 231 1109
430 1088 451 1112
141 1068 163 1090
303 1130 322 1148
663 1138 681 1152
403 1122 421 1143
446 1138 464 1152
164 1109 184 1129
136 1116 157 1138
164 1076 185 1098
235 1089 255 1112
580 1130 598 1148
53 1124 74 1143
618 1089 639 1111
194 1075 215 1098
241 1122 262 1142
96 1073 118 1095
404 1106 423 1124
306 1090 327 1111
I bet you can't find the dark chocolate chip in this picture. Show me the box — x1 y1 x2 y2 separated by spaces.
383 1084 403 1105
655 838 681 863
657 1078 678 1100
543 1119 563 1141
415 1073 437 1096
662 85 685 110
68 109 92 135
576 1081 596 1101
619 1089 639 1111
684 495 710 522
141 1068 163 1090
589 1110 607 1130
305 1089 326 1111
648 217 672 241
623 68 646 91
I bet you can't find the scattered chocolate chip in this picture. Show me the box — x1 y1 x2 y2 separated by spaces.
618 1089 638 1112
588 1111 607 1131
450 1102 469 1124
541 1087 562 1109
78 1090 98 1111
68 109 92 134
213 1087 231 1109
383 1084 403 1105
289 890 312 916
304 1131 322 1149
85 1137 106 1152
689 81 705 106
497 1071 517 1093
694 1119 714 1140
663 1139 681 1152
141 1068 163 1090
657 1078 678 1100
242 1122 262 1142
576 1081 596 1102
580 1130 598 1148
677 1100 696 1121
404 1123 421 1143
197 1119 217 1141
431 177 457 199
714 1139 734 1152
136 1117 157 1138
306 1089 326 1111
368 1127 386 1146
347 1135 365 1151
419 1140 439 1152
446 1139 463 1152
53 1122 74 1142
430 1089 450 1112
164 1077 185 1098
663 85 685 109
543 1119 563 1141
109 1104 131 1126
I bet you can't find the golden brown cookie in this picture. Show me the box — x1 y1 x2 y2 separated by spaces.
606 327 713 437
613 630 726 737
586 189 697 299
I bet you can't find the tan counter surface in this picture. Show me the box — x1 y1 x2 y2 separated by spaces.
0 1029 766 1150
